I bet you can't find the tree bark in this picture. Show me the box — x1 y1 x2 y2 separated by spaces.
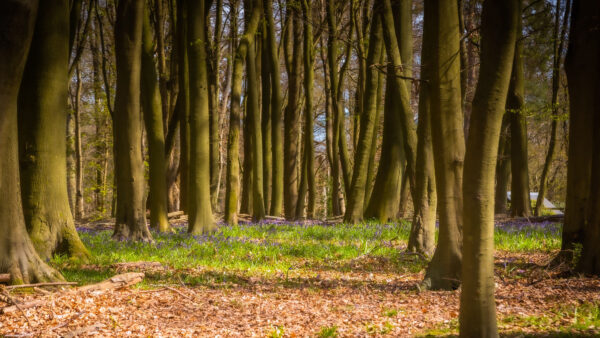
141 4 170 232
18 0 90 260
507 10 532 218
494 115 511 214
420 0 465 291
176 0 190 214
208 0 222 210
224 0 262 225
0 0 64 284
112 0 152 241
187 0 216 234
460 1 519 336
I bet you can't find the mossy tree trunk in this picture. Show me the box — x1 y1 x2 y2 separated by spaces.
344 13 383 223
18 0 90 261
141 4 170 232
112 0 152 241
0 0 64 284
460 0 518 336
420 0 465 291
224 0 262 225
563 0 600 273
187 0 216 234
507 10 532 218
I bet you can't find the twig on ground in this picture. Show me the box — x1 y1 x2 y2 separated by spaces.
6 282 78 290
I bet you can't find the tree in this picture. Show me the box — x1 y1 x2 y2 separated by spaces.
141 3 170 232
112 0 152 241
0 0 64 284
208 0 223 210
344 11 383 223
563 0 600 273
18 0 90 261
283 2 302 220
264 0 284 217
460 0 519 335
177 0 190 214
224 0 262 225
507 7 532 218
421 0 465 291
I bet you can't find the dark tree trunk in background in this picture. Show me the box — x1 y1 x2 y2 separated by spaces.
18 0 90 260
176 0 190 214
495 115 511 214
563 0 600 273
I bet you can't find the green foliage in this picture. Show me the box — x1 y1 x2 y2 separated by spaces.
268 325 285 338
317 325 338 338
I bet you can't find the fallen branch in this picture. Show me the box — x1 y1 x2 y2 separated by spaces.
0 274 10 283
6 281 78 290
1 272 144 314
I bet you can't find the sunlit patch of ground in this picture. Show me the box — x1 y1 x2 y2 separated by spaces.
2 219 598 336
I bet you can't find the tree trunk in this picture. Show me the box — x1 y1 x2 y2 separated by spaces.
224 0 262 225
141 5 170 232
494 115 511 214
187 0 216 234
283 4 302 220
261 19 272 214
263 0 283 217
112 0 152 241
563 0 600 270
344 13 383 223
420 0 465 291
18 0 90 260
535 0 571 216
460 1 519 336
176 0 190 214
407 0 437 256
74 67 84 221
507 12 532 218
208 0 222 211
0 0 64 284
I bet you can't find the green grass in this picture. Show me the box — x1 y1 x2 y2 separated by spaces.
54 221 562 286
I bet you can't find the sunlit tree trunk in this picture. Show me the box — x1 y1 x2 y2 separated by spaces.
507 9 532 218
0 0 65 284
420 0 465 291
460 1 518 336
494 115 511 214
208 0 223 210
141 4 170 232
18 0 90 260
112 0 152 241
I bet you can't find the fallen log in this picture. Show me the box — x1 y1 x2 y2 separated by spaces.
0 274 9 284
1 272 144 314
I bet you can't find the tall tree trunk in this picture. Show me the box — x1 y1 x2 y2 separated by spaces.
176 0 190 214
407 0 437 256
364 52 385 208
74 67 84 221
460 1 518 335
365 0 412 222
261 19 272 214
263 0 283 217
535 0 571 216
248 35 266 220
563 0 600 269
187 0 216 234
141 4 170 232
494 115 511 214
112 0 152 241
296 0 316 219
507 9 532 218
0 0 64 284
344 13 383 223
224 0 262 225
18 0 90 260
208 0 223 210
283 4 302 220
240 88 254 215
420 0 465 291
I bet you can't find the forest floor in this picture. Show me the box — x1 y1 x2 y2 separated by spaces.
1 218 600 337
